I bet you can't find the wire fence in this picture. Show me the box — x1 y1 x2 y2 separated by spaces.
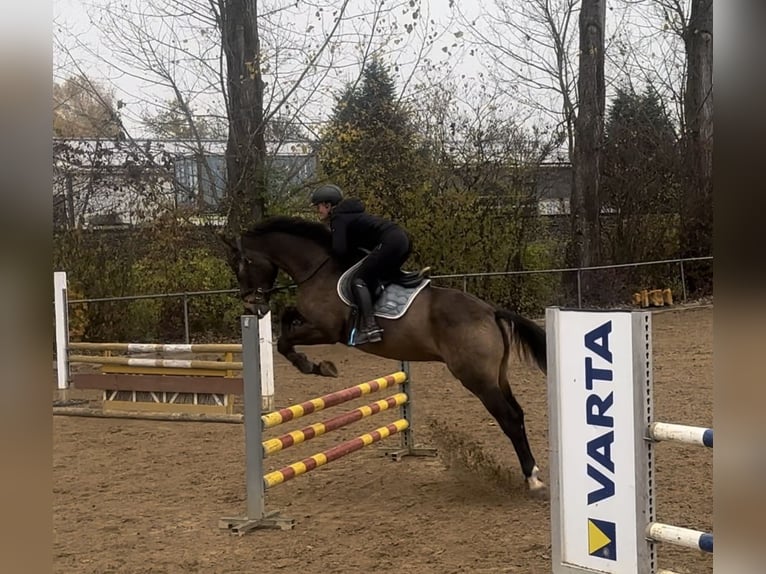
432 256 713 308
64 256 712 343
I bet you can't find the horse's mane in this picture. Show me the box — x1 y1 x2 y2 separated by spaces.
242 216 332 250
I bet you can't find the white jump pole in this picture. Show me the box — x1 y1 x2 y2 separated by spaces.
54 271 70 391
258 312 275 412
646 523 713 553
648 422 713 448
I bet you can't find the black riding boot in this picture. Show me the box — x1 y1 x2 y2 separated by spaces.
351 279 383 344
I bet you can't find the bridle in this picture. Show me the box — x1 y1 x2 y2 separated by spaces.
236 236 331 304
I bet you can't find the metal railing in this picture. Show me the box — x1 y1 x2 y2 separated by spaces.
63 256 712 343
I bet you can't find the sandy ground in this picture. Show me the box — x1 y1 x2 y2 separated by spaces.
53 306 713 574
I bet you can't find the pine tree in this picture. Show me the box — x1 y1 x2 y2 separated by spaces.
319 57 422 221
601 86 682 263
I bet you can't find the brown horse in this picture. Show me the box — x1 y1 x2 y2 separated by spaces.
224 215 548 492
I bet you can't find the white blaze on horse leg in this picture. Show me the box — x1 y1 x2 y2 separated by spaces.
527 465 546 490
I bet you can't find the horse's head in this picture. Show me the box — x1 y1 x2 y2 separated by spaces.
222 217 335 317
221 234 278 318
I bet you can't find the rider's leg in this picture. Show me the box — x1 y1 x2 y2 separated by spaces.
351 230 411 344
376 228 412 283
350 277 383 344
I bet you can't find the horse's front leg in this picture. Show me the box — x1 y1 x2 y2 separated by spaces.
277 307 339 377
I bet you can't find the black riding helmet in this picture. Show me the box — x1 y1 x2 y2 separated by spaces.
310 184 343 206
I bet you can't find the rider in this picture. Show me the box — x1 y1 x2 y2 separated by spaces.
310 183 412 345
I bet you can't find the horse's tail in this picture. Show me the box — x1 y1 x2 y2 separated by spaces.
494 309 547 377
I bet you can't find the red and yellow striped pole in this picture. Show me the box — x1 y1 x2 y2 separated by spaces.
260 371 406 429
262 393 408 456
263 419 409 488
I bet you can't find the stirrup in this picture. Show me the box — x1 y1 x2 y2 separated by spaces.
354 327 383 345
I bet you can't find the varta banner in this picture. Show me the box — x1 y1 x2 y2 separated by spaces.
547 308 654 574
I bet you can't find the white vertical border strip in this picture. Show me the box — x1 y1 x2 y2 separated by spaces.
633 311 656 574
546 307 568 573
258 312 275 412
54 272 70 390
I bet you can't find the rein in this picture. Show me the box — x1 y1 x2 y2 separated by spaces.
266 256 331 293
237 234 331 296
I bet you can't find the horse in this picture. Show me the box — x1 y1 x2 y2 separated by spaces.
223 215 548 492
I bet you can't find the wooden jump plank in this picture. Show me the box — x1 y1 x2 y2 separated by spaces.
52 407 243 423
102 400 234 416
72 373 244 395
100 365 235 377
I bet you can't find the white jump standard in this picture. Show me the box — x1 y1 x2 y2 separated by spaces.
546 308 713 574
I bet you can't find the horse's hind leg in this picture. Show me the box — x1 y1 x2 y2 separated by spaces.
454 368 544 492
476 384 544 491
501 391 545 491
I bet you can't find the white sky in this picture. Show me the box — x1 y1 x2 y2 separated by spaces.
53 0 685 141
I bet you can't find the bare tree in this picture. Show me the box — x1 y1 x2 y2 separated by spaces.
62 1 228 224
611 0 712 285
679 0 712 285
143 99 226 139
610 1 688 129
53 138 176 229
571 0 606 271
55 0 431 231
407 78 562 311
454 1 580 162
218 0 267 229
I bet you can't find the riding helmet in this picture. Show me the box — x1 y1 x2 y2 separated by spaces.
310 184 343 206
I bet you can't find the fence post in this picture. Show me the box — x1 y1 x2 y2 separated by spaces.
462 276 467 292
182 293 190 343
576 268 583 308
54 271 70 392
679 261 688 302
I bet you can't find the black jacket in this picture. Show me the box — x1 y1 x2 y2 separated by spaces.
330 198 398 266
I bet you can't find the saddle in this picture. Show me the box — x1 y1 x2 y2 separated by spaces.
393 268 431 289
337 260 431 320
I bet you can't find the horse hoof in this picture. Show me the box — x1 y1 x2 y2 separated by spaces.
318 361 339 377
297 361 315 375
527 479 548 498
526 465 548 497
